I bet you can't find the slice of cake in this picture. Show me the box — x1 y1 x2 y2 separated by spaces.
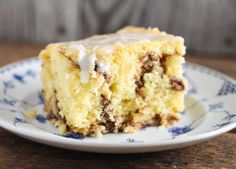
39 26 187 136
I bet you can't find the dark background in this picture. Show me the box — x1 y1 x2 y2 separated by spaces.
0 0 236 56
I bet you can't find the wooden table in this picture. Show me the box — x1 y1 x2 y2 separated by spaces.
0 43 235 169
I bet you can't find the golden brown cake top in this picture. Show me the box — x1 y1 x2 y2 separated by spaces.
42 26 185 83
50 26 184 49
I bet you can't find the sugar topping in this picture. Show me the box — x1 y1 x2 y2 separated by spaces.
75 33 158 47
68 44 96 83
96 61 110 75
94 33 156 45
64 33 183 50
67 33 183 83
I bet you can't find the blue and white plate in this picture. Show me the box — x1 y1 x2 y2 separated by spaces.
0 58 236 153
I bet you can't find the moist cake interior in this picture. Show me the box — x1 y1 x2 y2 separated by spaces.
39 26 187 136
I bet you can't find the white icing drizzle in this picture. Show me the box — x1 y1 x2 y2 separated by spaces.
79 53 96 83
97 33 155 45
76 33 157 47
65 33 181 83
64 73 70 79
57 32 182 49
96 61 110 74
68 44 96 83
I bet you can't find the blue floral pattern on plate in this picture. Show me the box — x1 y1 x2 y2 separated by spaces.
0 58 235 153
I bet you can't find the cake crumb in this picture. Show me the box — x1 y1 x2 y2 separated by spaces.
58 123 67 134
170 76 185 91
26 109 37 119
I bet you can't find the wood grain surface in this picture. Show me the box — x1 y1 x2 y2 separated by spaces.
0 0 236 55
0 44 236 169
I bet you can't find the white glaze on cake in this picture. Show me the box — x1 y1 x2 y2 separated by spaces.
67 33 184 83
68 44 96 83
96 61 110 74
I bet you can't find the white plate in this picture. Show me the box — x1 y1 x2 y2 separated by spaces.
0 58 236 153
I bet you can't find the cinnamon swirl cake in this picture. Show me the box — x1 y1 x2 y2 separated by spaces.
39 26 187 136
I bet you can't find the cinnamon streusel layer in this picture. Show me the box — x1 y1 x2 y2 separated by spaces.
39 26 187 136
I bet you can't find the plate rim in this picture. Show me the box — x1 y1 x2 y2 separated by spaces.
0 115 235 148
0 57 236 149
